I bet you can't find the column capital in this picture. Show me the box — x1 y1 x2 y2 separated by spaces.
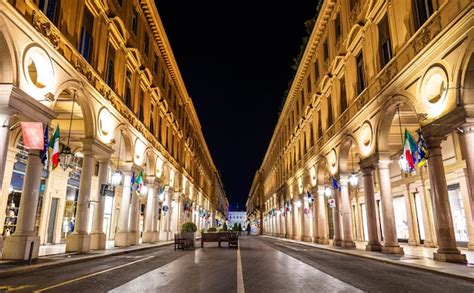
376 152 392 169
339 174 349 186
81 138 114 159
359 154 378 170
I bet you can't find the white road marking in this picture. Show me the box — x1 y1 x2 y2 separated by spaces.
32 255 155 292
237 238 245 293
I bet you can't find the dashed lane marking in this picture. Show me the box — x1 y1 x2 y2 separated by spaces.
237 239 245 293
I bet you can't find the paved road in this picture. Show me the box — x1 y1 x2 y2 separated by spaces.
1 236 474 292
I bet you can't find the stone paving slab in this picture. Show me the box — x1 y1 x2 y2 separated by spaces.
0 241 173 278
262 236 474 282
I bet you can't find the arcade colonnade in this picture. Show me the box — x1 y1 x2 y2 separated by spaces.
0 0 228 260
250 0 474 264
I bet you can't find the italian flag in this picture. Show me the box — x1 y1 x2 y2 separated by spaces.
403 129 418 171
49 126 60 169
135 171 143 193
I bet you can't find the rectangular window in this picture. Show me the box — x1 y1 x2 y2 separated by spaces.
340 77 347 113
335 13 342 41
314 60 319 87
139 89 145 121
150 103 155 135
39 0 61 26
356 53 366 95
105 45 115 89
131 7 138 35
379 15 392 69
144 34 149 56
323 40 329 62
414 0 434 30
153 54 159 74
327 96 333 127
306 75 312 96
124 70 132 109
78 7 94 63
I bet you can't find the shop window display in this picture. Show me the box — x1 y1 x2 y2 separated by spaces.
393 195 409 241
448 184 468 243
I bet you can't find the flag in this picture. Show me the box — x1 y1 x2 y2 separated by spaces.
159 186 166 195
48 125 60 169
403 129 418 171
307 191 313 203
135 171 143 193
21 122 44 150
416 129 428 168
332 177 340 191
40 126 49 166
130 172 135 192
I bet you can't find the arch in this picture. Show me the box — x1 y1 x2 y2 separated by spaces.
315 157 329 186
460 51 474 107
111 124 133 163
338 134 358 174
52 80 96 139
345 25 363 54
0 17 18 85
111 17 129 42
376 95 420 153
144 147 156 176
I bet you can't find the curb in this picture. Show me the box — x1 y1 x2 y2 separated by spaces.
261 236 474 282
0 241 173 279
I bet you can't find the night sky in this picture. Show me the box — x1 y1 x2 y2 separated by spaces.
156 1 318 210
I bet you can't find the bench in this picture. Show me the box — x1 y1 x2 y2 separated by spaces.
201 232 239 248
174 234 190 251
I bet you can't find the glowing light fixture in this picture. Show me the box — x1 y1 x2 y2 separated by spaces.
324 186 332 197
59 91 76 171
295 200 302 208
348 141 359 187
111 130 123 188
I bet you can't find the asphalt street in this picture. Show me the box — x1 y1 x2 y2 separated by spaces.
1 236 473 292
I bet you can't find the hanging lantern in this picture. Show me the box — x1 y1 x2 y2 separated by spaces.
59 145 74 171
295 200 302 209
348 171 359 187
324 186 332 197
111 170 123 187
140 185 148 196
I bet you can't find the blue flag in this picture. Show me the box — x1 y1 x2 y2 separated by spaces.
332 177 341 191
130 172 135 192
40 125 48 166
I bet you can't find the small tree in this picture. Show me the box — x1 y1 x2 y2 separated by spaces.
223 222 228 231
233 223 239 231
246 223 251 234
238 223 242 232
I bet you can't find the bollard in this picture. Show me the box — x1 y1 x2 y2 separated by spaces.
27 241 34 265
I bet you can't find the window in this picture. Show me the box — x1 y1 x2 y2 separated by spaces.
39 0 61 25
124 70 132 109
153 54 159 74
314 60 320 87
131 7 138 35
335 13 342 41
414 0 434 30
378 15 392 68
356 53 366 95
340 77 347 113
309 121 314 146
307 75 312 95
317 110 323 136
105 45 115 89
327 96 333 127
150 103 155 135
144 34 149 56
78 7 94 62
138 90 144 120
323 40 329 62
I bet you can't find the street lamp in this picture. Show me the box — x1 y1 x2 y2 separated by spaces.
59 90 76 171
348 141 360 187
295 200 302 209
140 185 148 196
324 186 332 197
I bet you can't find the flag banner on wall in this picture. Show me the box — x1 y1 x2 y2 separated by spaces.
135 171 143 193
49 126 60 169
40 126 49 166
21 122 44 150
416 129 428 168
403 129 418 171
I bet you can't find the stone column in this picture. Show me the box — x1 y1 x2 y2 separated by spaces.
377 155 404 254
286 199 293 238
426 136 467 264
143 178 156 243
152 183 160 240
115 171 132 247
333 188 342 246
159 189 171 241
302 196 312 242
90 158 111 250
360 163 382 252
2 150 42 260
293 199 300 240
416 177 436 247
460 124 474 201
171 192 180 235
339 175 355 248
128 179 141 246
66 149 95 253
317 186 329 244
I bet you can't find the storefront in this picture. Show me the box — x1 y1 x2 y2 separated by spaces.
360 203 368 241
393 195 409 242
448 184 468 245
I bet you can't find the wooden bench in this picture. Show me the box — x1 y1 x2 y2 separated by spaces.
201 232 233 247
174 234 189 251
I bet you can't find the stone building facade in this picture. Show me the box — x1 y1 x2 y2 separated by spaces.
249 0 473 264
0 0 228 260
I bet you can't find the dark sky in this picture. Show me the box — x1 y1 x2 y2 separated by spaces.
156 1 318 209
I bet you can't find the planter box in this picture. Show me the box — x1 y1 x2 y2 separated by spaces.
182 232 196 248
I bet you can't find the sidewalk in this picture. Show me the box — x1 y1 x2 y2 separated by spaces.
0 241 173 278
262 235 474 281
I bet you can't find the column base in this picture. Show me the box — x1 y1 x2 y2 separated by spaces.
114 231 130 247
2 235 40 260
142 231 157 243
408 239 418 246
423 240 436 248
434 251 467 264
318 238 330 244
365 243 382 252
341 240 356 248
0 236 3 258
159 231 171 241
333 239 342 246
128 231 139 246
90 232 107 250
302 236 312 242
66 233 91 253
293 235 302 241
381 245 404 255
285 234 293 239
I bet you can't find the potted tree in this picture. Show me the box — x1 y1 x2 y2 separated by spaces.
181 222 197 248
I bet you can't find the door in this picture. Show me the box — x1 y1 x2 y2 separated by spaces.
47 198 59 243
